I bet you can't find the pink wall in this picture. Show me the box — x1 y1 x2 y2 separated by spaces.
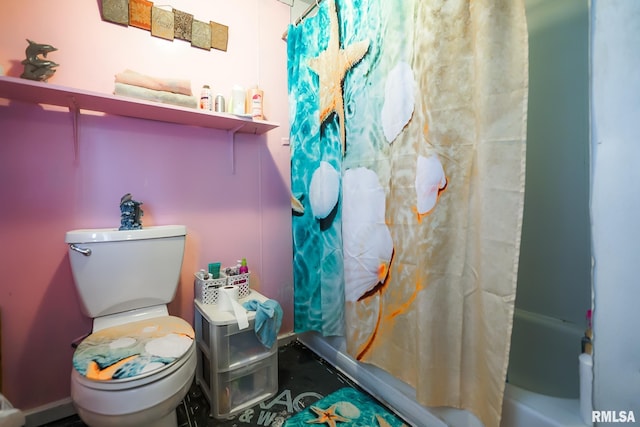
0 0 293 411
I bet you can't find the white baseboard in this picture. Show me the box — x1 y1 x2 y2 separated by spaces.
277 331 298 347
23 398 76 427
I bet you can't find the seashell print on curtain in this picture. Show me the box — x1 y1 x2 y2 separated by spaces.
287 1 528 425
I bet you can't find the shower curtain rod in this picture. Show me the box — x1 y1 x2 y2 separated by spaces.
281 0 324 41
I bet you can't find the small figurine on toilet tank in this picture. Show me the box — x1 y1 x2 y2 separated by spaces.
119 193 144 230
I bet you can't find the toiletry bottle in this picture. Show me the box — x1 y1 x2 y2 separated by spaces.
200 85 212 110
246 86 264 120
231 85 246 114
214 94 225 112
208 262 221 279
581 309 592 354
579 309 594 425
239 258 249 274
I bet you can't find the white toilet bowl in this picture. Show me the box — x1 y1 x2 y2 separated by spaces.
65 226 194 427
70 315 196 427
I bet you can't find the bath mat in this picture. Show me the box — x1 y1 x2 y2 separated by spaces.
283 387 407 427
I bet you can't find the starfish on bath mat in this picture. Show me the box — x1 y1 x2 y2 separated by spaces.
307 0 369 155
306 402 351 426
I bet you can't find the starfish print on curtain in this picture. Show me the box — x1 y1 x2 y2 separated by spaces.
307 0 369 155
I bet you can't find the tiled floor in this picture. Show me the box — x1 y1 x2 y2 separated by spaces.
42 340 395 427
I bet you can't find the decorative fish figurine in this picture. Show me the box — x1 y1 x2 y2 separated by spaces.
20 39 59 82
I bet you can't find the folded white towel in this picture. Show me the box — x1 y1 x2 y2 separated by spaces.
114 82 198 109
115 69 193 96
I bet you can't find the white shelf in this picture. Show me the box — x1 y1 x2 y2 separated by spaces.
0 76 279 134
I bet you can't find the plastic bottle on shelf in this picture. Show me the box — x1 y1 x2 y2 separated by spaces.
231 85 246 114
246 86 264 120
200 85 212 110
214 94 225 112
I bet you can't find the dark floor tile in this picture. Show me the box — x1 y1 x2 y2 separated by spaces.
187 340 357 426
40 415 87 427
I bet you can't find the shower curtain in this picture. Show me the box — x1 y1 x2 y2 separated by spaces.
288 0 528 426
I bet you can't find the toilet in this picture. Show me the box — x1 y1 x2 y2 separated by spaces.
65 225 195 427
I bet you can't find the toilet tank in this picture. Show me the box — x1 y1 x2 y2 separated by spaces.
65 225 187 318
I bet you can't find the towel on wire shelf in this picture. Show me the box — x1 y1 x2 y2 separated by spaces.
242 299 283 349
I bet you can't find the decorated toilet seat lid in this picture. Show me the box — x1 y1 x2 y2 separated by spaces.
73 316 194 382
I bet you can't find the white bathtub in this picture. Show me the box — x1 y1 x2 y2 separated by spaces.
299 332 590 427
500 307 591 427
500 384 589 427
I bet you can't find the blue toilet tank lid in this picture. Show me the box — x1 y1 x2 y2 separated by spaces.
65 225 187 244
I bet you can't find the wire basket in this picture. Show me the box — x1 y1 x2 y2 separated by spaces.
194 272 228 304
227 272 251 298
194 271 251 304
